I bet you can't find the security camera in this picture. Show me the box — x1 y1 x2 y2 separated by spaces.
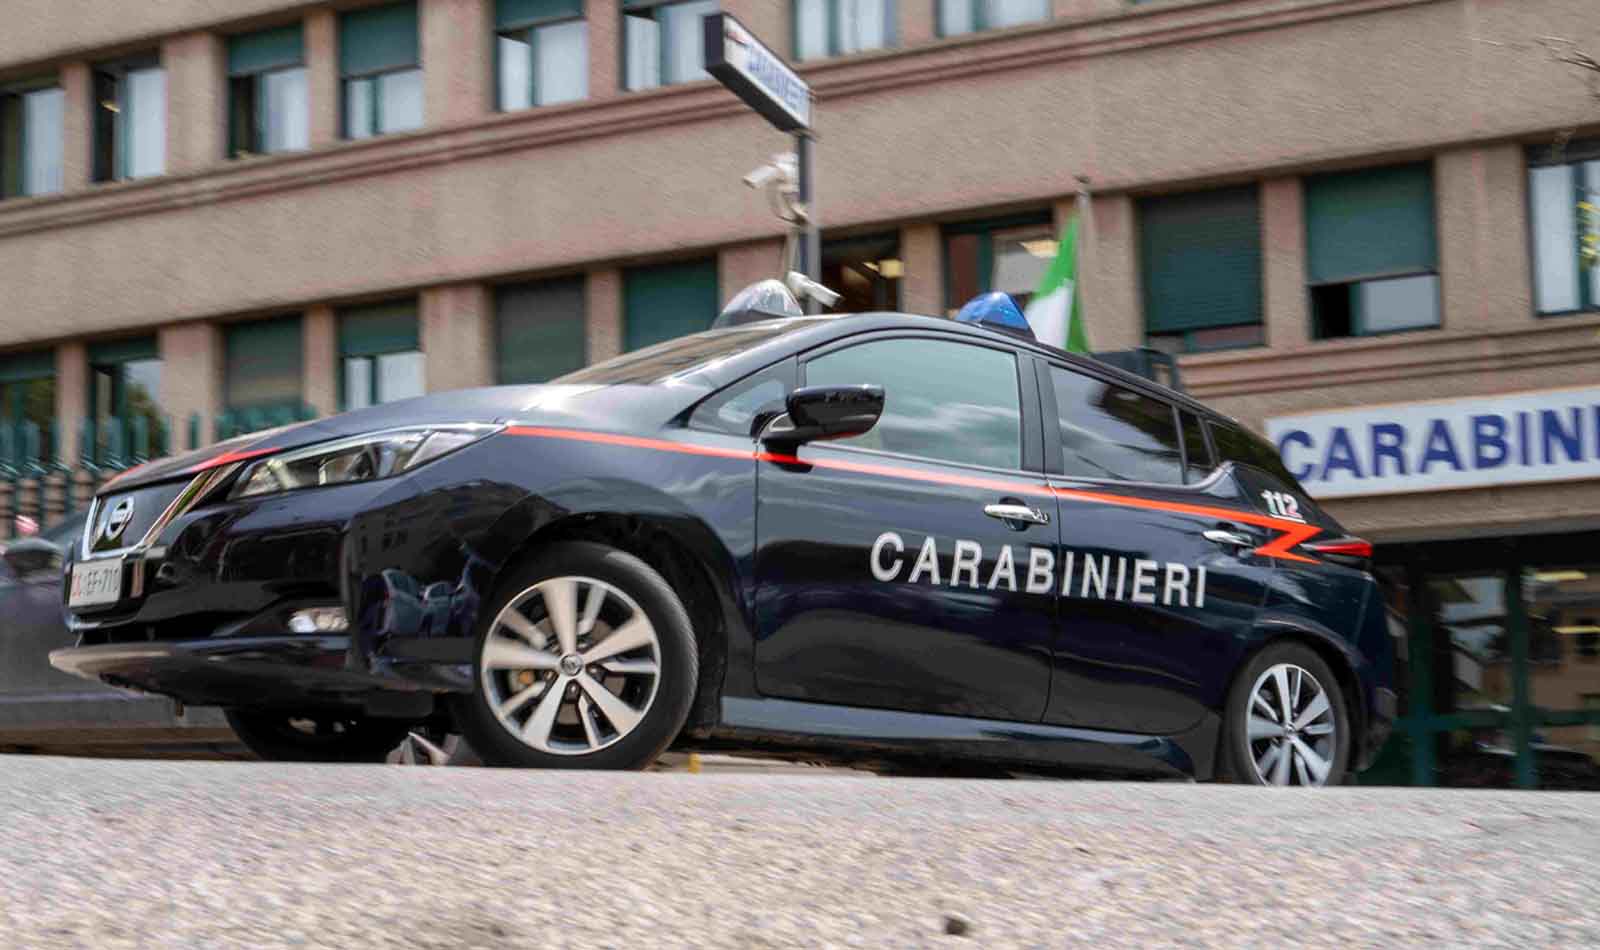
786 271 842 309
743 153 797 190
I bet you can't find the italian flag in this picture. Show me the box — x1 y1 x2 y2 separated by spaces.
1025 214 1090 354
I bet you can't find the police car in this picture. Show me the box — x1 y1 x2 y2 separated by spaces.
52 284 1394 784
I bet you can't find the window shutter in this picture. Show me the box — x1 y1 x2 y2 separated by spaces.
225 316 304 410
497 0 583 29
340 2 420 76
496 279 587 383
338 300 419 357
88 336 159 365
228 24 305 77
0 349 55 384
623 258 720 352
1139 185 1262 334
1305 163 1436 285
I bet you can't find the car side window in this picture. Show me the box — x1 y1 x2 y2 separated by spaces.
1179 411 1214 482
689 361 794 437
804 337 1021 470
1207 421 1303 488
1050 366 1184 484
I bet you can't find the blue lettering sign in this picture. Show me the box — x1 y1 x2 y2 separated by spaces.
1419 418 1463 473
1541 407 1583 465
1278 430 1315 481
1370 423 1407 477
1472 414 1508 469
1321 427 1363 481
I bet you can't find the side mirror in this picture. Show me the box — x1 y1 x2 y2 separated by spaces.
761 385 884 445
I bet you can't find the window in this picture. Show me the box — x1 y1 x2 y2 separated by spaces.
1140 186 1264 354
496 278 587 383
338 301 424 409
1528 142 1600 315
88 337 163 462
805 337 1021 469
0 78 64 198
943 213 1055 315
1050 366 1183 484
225 316 304 417
0 350 55 460
1305 163 1440 338
623 258 720 351
938 0 1047 37
341 2 423 139
228 25 308 158
497 0 589 109
689 361 794 436
92 56 165 182
822 233 902 312
623 0 718 91
1179 410 1213 482
1207 419 1302 487
795 0 894 61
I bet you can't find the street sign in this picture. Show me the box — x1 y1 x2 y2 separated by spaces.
703 13 812 133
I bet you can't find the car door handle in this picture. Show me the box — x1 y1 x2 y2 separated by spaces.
1202 528 1254 547
984 503 1050 526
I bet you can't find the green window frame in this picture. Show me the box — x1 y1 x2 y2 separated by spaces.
1527 140 1600 317
792 0 896 61
936 0 1048 38
622 0 719 92
941 210 1054 315
495 278 588 383
338 300 424 410
0 350 57 463
0 77 64 199
224 315 304 414
340 2 423 139
227 24 308 158
91 54 165 183
623 258 720 352
1139 185 1264 354
496 0 589 110
87 336 164 463
1305 163 1440 339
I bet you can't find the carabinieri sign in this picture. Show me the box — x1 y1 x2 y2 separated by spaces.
703 13 812 133
1266 386 1600 499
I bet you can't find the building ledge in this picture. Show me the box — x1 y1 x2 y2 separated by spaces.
1180 314 1600 398
0 0 1441 243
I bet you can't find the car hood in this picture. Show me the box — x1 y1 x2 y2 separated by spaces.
100 381 710 493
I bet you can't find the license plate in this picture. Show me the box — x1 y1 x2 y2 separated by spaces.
69 559 123 609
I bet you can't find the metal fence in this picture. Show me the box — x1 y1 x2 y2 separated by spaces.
0 403 317 539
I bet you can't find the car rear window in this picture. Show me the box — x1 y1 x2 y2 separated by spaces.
1051 366 1184 484
1207 420 1302 487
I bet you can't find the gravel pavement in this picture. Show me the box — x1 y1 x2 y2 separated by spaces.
2 755 1598 948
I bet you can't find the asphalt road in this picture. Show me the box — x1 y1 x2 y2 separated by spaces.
2 757 1598 948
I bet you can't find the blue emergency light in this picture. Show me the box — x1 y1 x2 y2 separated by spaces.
954 292 1035 340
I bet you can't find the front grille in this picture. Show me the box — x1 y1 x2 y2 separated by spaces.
86 480 190 555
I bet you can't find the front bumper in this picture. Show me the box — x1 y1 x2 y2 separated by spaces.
49 636 393 710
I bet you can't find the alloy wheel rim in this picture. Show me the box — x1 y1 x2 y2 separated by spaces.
479 576 661 756
1246 663 1337 786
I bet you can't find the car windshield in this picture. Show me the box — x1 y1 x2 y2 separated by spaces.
557 319 832 386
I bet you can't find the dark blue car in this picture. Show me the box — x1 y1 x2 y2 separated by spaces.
51 304 1395 783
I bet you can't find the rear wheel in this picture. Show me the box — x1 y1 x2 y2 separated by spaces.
456 542 698 770
1219 644 1350 787
225 709 415 764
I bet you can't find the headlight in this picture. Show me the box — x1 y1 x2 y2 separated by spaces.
229 424 502 500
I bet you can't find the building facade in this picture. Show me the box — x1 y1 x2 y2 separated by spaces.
2 0 1599 785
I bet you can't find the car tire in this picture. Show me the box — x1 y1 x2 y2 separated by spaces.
1218 643 1350 787
224 709 416 763
456 542 699 770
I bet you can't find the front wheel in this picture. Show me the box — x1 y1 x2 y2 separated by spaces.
455 542 699 770
1219 644 1350 787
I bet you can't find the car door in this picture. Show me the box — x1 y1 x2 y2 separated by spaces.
753 332 1056 722
1040 363 1275 735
